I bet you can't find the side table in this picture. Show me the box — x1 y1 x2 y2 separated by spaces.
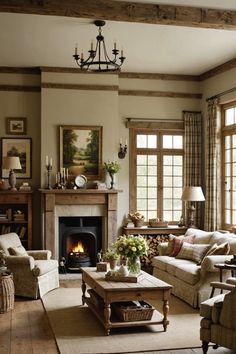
0 271 15 313
210 263 236 297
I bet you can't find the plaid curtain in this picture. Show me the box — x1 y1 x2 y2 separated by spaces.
183 111 202 227
204 99 221 231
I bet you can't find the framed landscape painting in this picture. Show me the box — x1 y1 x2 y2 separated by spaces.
1 138 32 178
60 125 102 179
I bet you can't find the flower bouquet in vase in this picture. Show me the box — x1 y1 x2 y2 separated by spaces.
114 235 148 275
103 161 121 189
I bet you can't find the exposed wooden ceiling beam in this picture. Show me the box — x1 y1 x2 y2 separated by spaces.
1 0 236 30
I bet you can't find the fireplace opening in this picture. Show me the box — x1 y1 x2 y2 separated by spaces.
59 216 102 272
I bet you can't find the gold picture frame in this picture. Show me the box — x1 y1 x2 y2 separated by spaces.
6 117 27 135
59 125 102 180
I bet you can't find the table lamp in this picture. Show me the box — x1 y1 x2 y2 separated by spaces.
3 156 22 191
181 186 205 227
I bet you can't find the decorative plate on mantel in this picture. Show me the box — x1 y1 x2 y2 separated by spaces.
74 175 87 189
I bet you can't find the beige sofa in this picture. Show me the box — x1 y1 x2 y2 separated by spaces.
152 228 236 308
0 232 59 299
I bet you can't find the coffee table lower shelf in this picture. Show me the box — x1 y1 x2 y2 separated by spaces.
83 296 165 335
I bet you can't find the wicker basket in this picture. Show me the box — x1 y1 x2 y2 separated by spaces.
113 301 154 322
0 272 14 313
149 220 168 228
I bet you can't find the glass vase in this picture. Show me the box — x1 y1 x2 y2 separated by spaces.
109 172 115 189
127 256 141 275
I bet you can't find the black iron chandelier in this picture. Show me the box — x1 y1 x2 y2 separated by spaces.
73 20 125 72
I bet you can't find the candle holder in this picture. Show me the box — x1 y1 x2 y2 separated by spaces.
46 164 53 189
118 143 127 159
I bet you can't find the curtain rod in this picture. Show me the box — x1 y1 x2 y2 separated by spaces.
126 117 183 123
206 86 236 102
182 110 201 114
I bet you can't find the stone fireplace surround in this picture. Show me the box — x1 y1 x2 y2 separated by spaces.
40 189 120 260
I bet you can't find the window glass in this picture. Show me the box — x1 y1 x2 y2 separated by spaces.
132 129 183 223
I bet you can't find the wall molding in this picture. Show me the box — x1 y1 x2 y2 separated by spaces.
0 55 235 85
41 83 119 91
119 89 202 99
1 1 236 30
0 85 40 92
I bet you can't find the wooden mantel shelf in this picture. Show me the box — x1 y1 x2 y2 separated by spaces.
39 189 122 194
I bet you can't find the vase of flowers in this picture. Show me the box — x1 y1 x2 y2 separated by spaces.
103 161 121 189
103 248 119 270
114 235 148 275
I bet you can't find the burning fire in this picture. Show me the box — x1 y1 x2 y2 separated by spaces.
72 240 85 253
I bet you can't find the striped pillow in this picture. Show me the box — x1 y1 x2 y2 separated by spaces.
176 243 211 264
168 234 195 257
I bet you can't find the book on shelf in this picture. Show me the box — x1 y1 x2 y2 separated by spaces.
19 226 27 239
1 225 11 234
6 208 12 221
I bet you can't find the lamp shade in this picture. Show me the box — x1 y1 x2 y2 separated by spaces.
181 186 205 202
3 156 22 170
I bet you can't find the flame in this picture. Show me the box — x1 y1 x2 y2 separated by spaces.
72 240 84 253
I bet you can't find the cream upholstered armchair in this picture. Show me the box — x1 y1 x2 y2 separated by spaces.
0 232 59 299
200 281 236 353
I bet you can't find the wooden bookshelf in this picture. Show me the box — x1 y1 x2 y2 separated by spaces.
0 191 33 249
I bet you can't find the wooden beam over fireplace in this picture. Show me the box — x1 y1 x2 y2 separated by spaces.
1 0 236 30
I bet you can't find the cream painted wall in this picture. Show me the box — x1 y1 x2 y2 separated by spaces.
3 69 236 247
0 74 41 247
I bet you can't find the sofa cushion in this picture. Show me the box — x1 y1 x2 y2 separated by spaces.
176 243 211 264
175 263 201 285
8 245 28 256
185 228 214 244
211 232 236 254
32 259 58 276
166 258 196 276
204 242 230 258
152 256 177 271
167 234 195 256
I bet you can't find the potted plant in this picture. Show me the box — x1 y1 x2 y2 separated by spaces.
103 161 121 189
103 248 119 270
128 211 145 227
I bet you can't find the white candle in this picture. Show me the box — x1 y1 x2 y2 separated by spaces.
91 40 94 51
46 155 49 166
75 43 78 55
114 41 117 50
50 157 52 167
66 168 69 179
120 138 122 145
125 139 127 146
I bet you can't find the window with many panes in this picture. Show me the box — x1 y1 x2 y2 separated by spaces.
222 102 236 229
129 123 184 224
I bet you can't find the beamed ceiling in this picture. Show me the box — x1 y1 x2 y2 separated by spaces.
0 0 236 75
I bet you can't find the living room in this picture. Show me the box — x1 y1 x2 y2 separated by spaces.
0 1 236 353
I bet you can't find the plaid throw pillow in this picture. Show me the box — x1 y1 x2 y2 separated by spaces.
168 234 195 257
176 243 211 264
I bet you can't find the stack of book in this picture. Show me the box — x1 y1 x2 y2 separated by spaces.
0 213 7 221
19 182 31 191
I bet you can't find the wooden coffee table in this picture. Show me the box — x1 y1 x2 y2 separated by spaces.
81 267 172 335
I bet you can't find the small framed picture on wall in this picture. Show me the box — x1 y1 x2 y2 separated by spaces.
6 117 27 135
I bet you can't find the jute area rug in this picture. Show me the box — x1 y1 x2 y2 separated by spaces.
42 287 201 354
